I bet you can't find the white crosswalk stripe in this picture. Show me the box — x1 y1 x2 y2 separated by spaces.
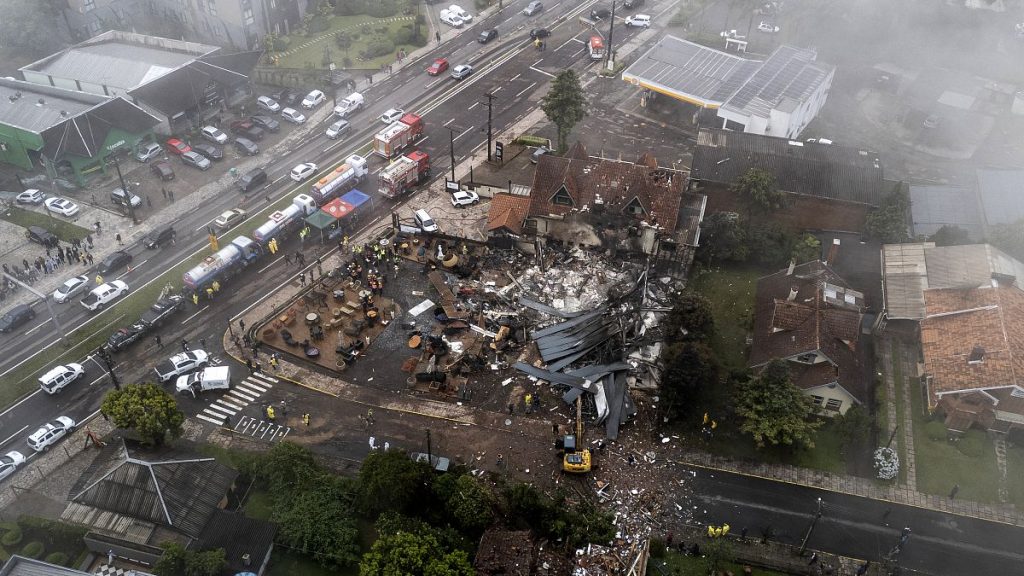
194 375 274 425
196 414 223 425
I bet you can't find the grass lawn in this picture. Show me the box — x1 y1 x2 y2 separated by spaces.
908 371 1001 503
1004 444 1024 510
266 547 358 576
274 15 420 71
649 549 790 576
0 206 92 243
688 265 762 370
887 340 909 485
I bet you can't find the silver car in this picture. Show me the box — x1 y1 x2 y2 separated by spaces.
181 150 212 170
523 1 542 15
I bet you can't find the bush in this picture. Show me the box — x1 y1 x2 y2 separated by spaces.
272 36 291 51
44 552 67 566
924 420 948 442
514 135 549 147
393 25 427 47
1 529 22 548
20 541 43 559
361 39 396 59
649 537 666 558
342 57 353 67
0 547 9 563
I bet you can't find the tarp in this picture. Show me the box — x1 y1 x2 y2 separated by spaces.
306 198 356 230
341 188 371 208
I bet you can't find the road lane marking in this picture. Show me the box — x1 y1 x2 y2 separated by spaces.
530 67 555 78
532 58 544 67
510 73 521 82
180 306 209 324
490 86 502 93
453 126 475 142
0 425 28 447
468 101 480 110
515 81 538 98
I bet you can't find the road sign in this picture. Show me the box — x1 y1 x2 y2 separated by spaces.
495 141 504 161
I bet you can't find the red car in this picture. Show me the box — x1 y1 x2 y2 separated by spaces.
426 58 449 76
165 138 191 156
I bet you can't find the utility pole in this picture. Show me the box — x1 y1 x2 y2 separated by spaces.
798 497 823 556
1 272 68 346
483 92 497 161
444 125 459 182
605 0 617 72
97 347 121 390
426 428 432 467
112 157 138 225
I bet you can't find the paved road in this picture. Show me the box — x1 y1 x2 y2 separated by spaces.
689 466 1024 575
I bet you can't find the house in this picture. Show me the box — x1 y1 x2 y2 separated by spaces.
749 260 868 415
690 127 886 231
0 556 92 576
882 243 1024 434
490 144 705 269
61 438 276 575
621 36 834 139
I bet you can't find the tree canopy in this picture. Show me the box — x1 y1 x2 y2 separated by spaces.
357 450 433 517
359 530 474 576
541 70 587 153
696 212 749 265
275 474 361 568
433 473 496 535
153 542 225 576
929 225 971 247
790 233 822 264
734 359 822 449
731 168 784 221
100 383 184 445
864 185 910 243
662 342 719 420
664 291 716 343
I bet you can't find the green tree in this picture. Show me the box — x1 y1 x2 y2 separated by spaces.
929 225 971 247
101 384 184 445
661 342 719 420
696 212 748 265
335 31 353 54
256 441 325 507
735 360 822 449
540 70 587 153
791 233 821 264
276 476 361 568
359 531 474 576
153 542 225 576
834 403 873 457
864 185 910 243
664 291 716 343
731 168 783 223
357 450 432 517
702 538 734 575
433 474 495 534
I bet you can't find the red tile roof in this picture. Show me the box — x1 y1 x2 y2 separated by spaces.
486 194 531 234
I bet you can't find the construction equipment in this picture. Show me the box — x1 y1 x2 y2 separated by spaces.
562 396 592 473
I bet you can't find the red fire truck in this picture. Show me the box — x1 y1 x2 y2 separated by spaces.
588 36 605 61
378 151 430 198
373 113 425 158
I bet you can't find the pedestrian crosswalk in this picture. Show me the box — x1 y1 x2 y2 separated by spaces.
195 372 277 426
234 416 291 442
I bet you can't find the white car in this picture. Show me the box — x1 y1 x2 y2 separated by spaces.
522 1 543 16
214 208 247 229
451 190 480 207
0 451 25 482
80 280 130 312
301 89 326 109
326 120 350 140
15 189 45 205
448 4 473 22
44 197 79 217
758 20 779 33
281 107 307 124
154 350 210 383
52 275 90 303
38 363 85 395
380 108 405 124
451 64 474 80
257 95 281 112
290 163 319 182
201 126 229 144
625 14 651 27
26 416 75 452
439 9 464 27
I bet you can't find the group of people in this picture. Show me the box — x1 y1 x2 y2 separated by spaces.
4 234 98 285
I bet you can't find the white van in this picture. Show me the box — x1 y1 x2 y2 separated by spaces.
176 365 231 397
414 209 439 233
38 363 85 395
334 92 364 118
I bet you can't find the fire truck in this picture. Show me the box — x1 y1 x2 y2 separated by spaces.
588 35 605 60
373 113 425 158
378 151 430 198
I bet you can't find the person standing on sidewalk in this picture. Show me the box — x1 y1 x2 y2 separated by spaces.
155 335 163 349
949 484 960 499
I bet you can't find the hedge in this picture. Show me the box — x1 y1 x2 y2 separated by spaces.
1 529 22 548
20 541 43 559
44 552 67 566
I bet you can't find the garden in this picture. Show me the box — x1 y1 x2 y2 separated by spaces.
0 517 88 567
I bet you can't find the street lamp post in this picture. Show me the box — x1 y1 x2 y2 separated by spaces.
798 497 823 556
483 92 497 162
112 157 138 225
444 125 460 182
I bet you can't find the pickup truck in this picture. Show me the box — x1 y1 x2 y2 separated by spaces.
176 365 231 397
81 281 129 312
105 294 185 352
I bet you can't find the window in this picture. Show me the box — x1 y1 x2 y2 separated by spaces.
243 7 254 25
551 186 574 207
825 398 843 412
810 395 824 406
796 352 817 364
208 0 217 15
83 0 96 11
624 197 645 215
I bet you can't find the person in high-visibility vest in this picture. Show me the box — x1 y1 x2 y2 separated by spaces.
267 406 275 420
192 292 199 306
212 280 221 292
95 274 104 285
206 287 214 300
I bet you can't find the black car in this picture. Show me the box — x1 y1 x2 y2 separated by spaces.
99 250 133 274
144 225 176 249
141 294 185 326
234 137 260 156
230 120 265 141
191 143 224 161
25 226 58 248
478 28 498 43
269 87 302 106
0 304 34 333
590 7 611 19
623 0 643 8
529 28 551 39
251 115 280 133
151 160 175 181
105 321 148 352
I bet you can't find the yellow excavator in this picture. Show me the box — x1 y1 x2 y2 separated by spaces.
562 396 592 473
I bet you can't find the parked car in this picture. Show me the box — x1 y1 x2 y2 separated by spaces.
25 226 58 248
325 120 350 140
52 275 90 303
38 363 84 395
200 126 229 144
229 119 265 141
439 9 464 27
151 160 175 180
250 115 280 133
165 137 191 155
448 4 473 22
414 209 439 233
301 89 326 109
270 88 300 106
427 58 450 76
478 28 498 43
81 280 129 311
99 250 133 274
135 142 163 162
191 143 223 161
15 189 45 205
110 187 142 208
451 64 474 80
154 350 210 383
0 451 25 482
214 208 247 229
757 20 779 33
181 150 212 170
530 145 551 163
44 197 79 217
0 304 35 333
451 190 480 207
290 162 318 182
523 1 543 15
280 107 307 124
257 95 281 112
26 416 75 452
380 108 405 124
590 6 611 19
623 0 644 8
625 14 650 27
234 137 259 156
530 28 551 39
144 225 176 249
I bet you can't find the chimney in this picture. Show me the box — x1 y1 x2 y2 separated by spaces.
827 238 841 265
242 553 251 566
968 345 985 364
787 286 799 302
786 259 796 276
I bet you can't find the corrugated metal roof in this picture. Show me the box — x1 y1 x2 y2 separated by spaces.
909 184 983 239
721 45 833 119
199 510 277 574
0 78 105 133
691 128 884 206
976 169 1024 226
882 243 931 320
924 244 998 289
621 35 760 106
26 41 197 91
40 97 160 159
0 556 91 576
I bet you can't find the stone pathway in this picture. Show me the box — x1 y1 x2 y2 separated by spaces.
994 435 1009 503
878 335 905 486
893 336 919 490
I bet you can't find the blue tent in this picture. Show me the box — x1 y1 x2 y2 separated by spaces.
341 188 371 208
